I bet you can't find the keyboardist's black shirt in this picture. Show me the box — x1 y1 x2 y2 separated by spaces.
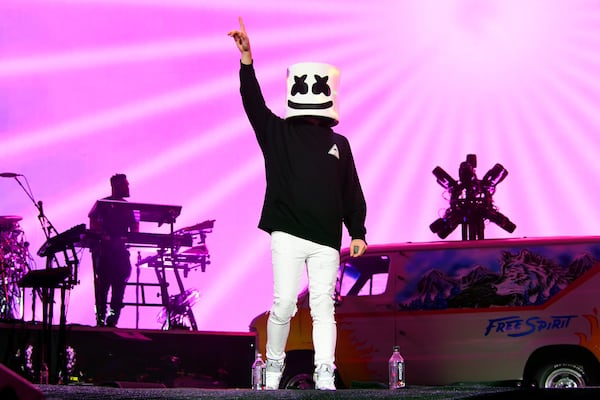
89 196 136 280
95 196 137 242
238 62 367 250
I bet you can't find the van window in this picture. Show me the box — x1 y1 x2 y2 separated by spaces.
339 255 390 297
394 243 600 311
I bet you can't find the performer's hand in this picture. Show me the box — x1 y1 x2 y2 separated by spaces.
350 239 367 257
228 16 252 64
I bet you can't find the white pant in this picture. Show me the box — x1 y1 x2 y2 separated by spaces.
266 231 340 369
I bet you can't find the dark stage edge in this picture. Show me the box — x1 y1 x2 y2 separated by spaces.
37 385 600 400
0 321 257 388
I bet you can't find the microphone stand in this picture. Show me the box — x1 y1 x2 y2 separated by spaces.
11 175 65 384
12 176 57 320
13 176 59 239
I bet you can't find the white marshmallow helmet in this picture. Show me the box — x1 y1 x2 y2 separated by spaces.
285 62 340 126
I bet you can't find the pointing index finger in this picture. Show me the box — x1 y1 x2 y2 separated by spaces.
239 16 246 34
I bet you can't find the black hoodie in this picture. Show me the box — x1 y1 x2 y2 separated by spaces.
239 62 366 250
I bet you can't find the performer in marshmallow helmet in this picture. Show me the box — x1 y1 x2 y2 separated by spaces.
229 17 367 391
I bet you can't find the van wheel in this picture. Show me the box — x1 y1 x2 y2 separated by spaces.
280 353 315 389
533 362 587 388
281 370 314 390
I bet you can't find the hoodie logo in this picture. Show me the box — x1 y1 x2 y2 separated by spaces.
328 144 339 159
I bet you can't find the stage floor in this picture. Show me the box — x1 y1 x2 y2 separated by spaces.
36 384 600 400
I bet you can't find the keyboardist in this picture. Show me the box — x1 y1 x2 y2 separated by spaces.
88 173 139 327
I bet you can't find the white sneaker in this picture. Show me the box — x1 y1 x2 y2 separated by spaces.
314 364 336 390
265 360 284 390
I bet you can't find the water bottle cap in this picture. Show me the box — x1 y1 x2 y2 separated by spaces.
393 345 400 351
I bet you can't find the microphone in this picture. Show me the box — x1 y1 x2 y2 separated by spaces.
0 172 22 177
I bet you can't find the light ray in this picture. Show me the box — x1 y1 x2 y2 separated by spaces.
51 0 365 14
506 76 573 235
527 71 600 230
0 36 230 77
546 61 600 174
182 156 264 217
1 76 238 157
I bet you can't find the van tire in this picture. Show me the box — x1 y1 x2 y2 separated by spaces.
279 351 315 389
281 369 314 390
533 362 588 388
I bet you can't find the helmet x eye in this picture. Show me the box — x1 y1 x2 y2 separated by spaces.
291 75 309 96
312 75 331 96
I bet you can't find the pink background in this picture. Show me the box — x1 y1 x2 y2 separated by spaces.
1 0 599 332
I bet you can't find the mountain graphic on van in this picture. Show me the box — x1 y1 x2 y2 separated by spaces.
398 248 599 311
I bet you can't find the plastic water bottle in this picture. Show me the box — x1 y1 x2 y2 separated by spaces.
388 345 405 389
251 352 266 390
40 362 49 384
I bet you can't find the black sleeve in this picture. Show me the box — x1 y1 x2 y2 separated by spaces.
239 62 275 149
342 141 367 241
